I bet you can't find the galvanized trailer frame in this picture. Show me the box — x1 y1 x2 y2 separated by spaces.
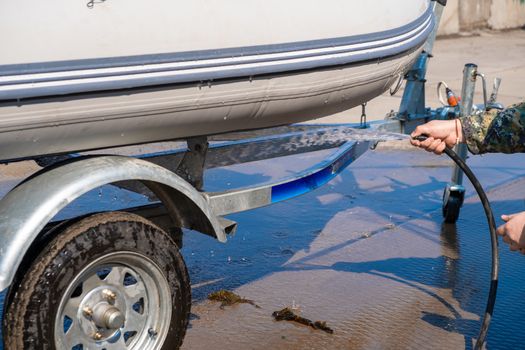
0 0 502 348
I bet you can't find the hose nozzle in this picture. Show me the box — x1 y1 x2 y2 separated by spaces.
412 135 429 142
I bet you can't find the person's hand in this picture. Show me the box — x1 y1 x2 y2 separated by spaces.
410 119 463 155
496 211 525 254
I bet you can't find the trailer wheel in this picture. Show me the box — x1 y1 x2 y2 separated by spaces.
443 195 461 223
3 212 190 350
442 187 464 224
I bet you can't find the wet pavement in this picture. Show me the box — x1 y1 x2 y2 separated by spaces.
1 142 524 349
176 145 525 350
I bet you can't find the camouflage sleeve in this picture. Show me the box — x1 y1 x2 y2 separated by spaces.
460 101 525 154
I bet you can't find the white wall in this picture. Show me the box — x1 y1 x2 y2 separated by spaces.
437 0 525 35
488 0 525 30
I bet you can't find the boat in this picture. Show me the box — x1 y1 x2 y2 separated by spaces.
0 0 434 162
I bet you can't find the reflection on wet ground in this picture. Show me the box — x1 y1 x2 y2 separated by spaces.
0 145 524 349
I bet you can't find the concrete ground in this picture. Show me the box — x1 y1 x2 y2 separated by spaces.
315 29 525 124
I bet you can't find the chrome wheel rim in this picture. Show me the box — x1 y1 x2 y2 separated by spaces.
54 251 172 350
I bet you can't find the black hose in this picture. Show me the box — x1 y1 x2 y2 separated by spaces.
443 147 498 349
415 136 499 349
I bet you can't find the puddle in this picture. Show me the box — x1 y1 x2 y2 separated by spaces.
262 248 295 258
271 231 290 239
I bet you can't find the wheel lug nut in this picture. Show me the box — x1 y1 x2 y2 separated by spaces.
92 331 103 340
148 328 158 338
83 307 93 317
102 289 117 302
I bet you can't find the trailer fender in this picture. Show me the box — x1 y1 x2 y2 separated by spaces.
0 155 225 291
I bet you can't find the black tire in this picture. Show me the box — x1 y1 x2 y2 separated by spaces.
443 195 461 224
3 212 191 350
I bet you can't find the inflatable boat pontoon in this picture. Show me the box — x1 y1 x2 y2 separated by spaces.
0 0 434 161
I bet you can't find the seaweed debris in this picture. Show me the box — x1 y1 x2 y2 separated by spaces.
208 289 261 309
272 307 333 334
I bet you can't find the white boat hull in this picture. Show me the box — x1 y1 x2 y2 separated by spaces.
0 0 434 161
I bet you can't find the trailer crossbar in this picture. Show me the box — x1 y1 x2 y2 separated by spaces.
207 140 370 216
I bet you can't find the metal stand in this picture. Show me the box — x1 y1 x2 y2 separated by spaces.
442 64 477 223
175 136 208 191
